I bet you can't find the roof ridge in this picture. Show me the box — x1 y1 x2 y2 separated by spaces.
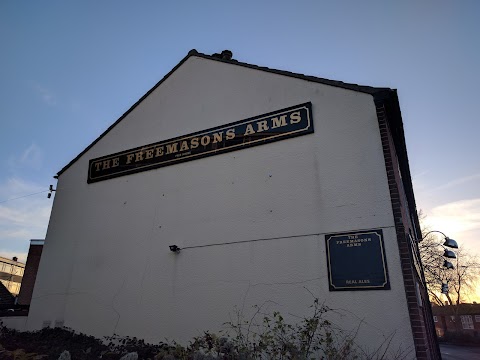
56 49 394 177
190 49 392 95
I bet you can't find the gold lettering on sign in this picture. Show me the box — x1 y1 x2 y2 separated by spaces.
271 115 287 129
257 120 269 132
179 141 189 151
155 146 164 157
88 103 312 183
166 143 178 154
200 135 210 146
290 111 301 124
145 149 154 159
335 236 372 248
212 132 223 143
346 280 371 285
244 124 255 136
226 128 235 140
190 138 199 148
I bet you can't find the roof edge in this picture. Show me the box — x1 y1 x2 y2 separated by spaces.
375 90 421 238
56 50 200 177
56 49 393 177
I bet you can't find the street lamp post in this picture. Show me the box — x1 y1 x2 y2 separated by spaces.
421 230 461 301
421 230 458 270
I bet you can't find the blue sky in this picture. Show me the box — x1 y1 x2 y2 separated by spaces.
1 1 479 274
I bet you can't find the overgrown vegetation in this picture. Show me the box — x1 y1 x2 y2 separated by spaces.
0 297 408 359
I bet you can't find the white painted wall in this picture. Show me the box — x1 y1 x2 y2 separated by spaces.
28 56 415 356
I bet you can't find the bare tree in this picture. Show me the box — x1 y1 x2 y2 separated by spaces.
419 234 479 306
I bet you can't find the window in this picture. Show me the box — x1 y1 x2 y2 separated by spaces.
42 321 51 329
475 315 480 322
433 316 438 322
415 281 423 307
54 320 64 328
461 315 474 330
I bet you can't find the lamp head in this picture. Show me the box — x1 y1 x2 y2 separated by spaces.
443 237 458 249
443 249 456 259
443 260 455 269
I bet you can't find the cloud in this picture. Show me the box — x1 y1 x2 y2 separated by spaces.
32 83 56 106
429 199 480 233
8 143 43 170
429 173 480 193
0 177 52 257
424 198 480 254
413 172 480 197
20 143 43 169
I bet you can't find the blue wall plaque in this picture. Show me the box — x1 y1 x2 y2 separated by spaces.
325 229 390 291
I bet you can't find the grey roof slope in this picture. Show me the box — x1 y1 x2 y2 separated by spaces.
56 49 395 177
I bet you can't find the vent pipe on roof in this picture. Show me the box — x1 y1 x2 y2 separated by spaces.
212 50 233 60
221 50 232 60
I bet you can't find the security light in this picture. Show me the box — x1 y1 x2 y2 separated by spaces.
47 184 56 198
169 245 181 252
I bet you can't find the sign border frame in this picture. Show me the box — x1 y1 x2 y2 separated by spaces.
87 102 313 183
325 229 391 291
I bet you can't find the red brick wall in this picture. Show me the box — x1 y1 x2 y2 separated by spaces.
376 102 440 360
17 244 43 306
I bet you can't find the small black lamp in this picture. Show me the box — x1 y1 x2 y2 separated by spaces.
441 283 449 294
169 245 181 252
443 260 455 270
443 249 456 259
443 237 458 249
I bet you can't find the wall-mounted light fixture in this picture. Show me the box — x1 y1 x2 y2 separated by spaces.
421 230 459 265
421 230 458 249
169 245 181 252
47 185 56 198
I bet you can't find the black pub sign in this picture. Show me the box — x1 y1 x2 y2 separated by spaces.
325 229 390 291
88 102 313 183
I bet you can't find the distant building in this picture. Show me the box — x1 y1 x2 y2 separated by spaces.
22 50 439 359
17 239 44 306
0 256 24 296
0 281 15 306
432 303 480 338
